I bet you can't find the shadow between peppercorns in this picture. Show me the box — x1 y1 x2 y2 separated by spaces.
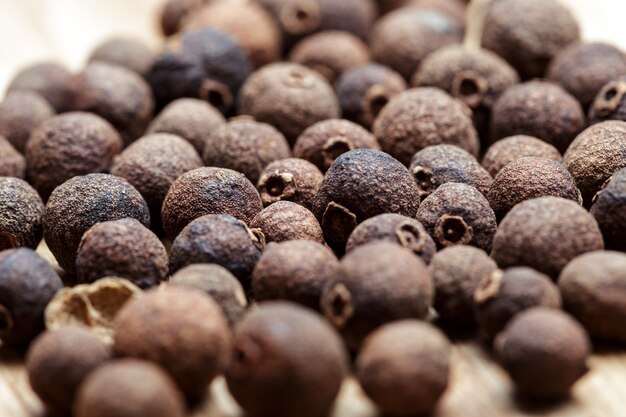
432 316 479 343
512 391 577 415
590 338 626 355
0 343 24 363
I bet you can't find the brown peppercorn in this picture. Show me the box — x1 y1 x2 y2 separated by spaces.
238 63 340 144
495 307 590 399
0 178 43 251
226 301 348 417
26 327 111 414
321 241 433 350
490 81 585 153
0 91 54 153
345 213 436 264
0 248 63 347
257 158 324 209
410 0 467 24
591 168 626 251
44 173 150 276
252 240 339 309
312 149 421 251
548 42 626 108
564 121 626 207
481 135 562 178
335 63 407 129
356 320 451 416
74 359 186 417
115 286 230 401
474 267 561 340
159 0 211 36
374 88 479 165
6 62 73 112
589 76 626 124
161 167 263 240
491 197 604 278
250 201 323 244
0 136 25 178
170 264 248 326
89 37 154 78
482 0 580 80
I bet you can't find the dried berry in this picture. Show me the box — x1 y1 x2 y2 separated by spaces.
170 264 248 326
0 136 25 178
559 251 626 342
312 149 421 251
490 81 585 153
482 0 580 79
410 0 467 24
548 42 626 108
0 248 62 347
257 158 324 209
115 286 230 401
160 0 210 36
0 178 44 251
491 197 604 278
0 91 54 153
238 63 340 144
161 167 263 240
226 301 348 417
252 240 338 309
345 213 436 264
321 241 433 350
74 359 186 417
356 320 451 416
589 76 626 124
590 168 626 251
481 135 561 178
249 201 323 244
203 119 291 184
474 267 561 340
89 37 154 77
44 173 150 275
26 327 111 414
335 63 407 129
488 157 581 221
495 307 590 399
374 88 479 165
6 62 73 112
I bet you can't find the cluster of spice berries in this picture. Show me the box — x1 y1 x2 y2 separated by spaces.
1 0 626 415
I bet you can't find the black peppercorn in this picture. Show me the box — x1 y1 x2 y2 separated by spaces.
257 158 324 210
481 135 561 178
0 91 54 153
7 62 73 112
249 201 324 244
89 37 155 78
0 178 43 251
589 76 626 125
590 168 626 251
0 136 25 178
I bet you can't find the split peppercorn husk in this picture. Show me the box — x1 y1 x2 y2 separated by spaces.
590 167 626 251
0 177 44 251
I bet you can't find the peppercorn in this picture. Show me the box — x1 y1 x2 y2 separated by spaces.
0 248 62 347
114 286 230 401
44 173 150 276
249 201 324 244
474 267 561 340
482 0 580 80
321 241 433 350
26 327 111 414
548 42 626 109
345 213 436 264
238 63 340 144
159 0 210 36
409 144 493 200
0 91 54 153
257 158 324 209
147 98 226 154
89 37 155 78
481 135 562 178
491 197 604 278
0 136 25 178
564 121 626 206
559 251 626 342
590 168 626 251
289 31 370 83
312 149 421 251
226 301 348 417
371 7 464 80
356 320 451 416
6 62 73 112
411 0 467 24
203 119 291 184
168 214 263 288
495 307 590 399
335 63 407 129
252 240 339 309
161 167 263 240
488 157 581 221
0 178 43 251
375 0 407 14
589 76 626 125
374 88 479 165
490 81 585 153
74 359 186 417
170 264 248 326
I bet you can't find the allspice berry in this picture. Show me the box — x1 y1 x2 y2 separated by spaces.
89 37 155 77
321 241 433 350
589 76 626 125
257 158 324 209
26 327 111 414
160 0 209 36
590 168 626 251
0 178 44 251
481 135 562 178
238 63 340 144
0 91 54 153
6 62 73 112
491 197 604 278
411 0 467 24
293 119 380 172
114 286 230 401
374 88 479 165
251 240 339 309
0 136 25 178
226 301 348 417
356 320 451 416
496 307 590 399
249 201 324 244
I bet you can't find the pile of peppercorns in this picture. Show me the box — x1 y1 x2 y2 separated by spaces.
1 0 626 415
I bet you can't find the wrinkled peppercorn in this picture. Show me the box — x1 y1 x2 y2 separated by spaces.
249 201 324 244
0 136 25 178
0 178 44 251
6 62 73 112
0 91 54 153
89 37 155 77
590 168 626 251
589 76 626 125
481 135 562 178
257 158 324 209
